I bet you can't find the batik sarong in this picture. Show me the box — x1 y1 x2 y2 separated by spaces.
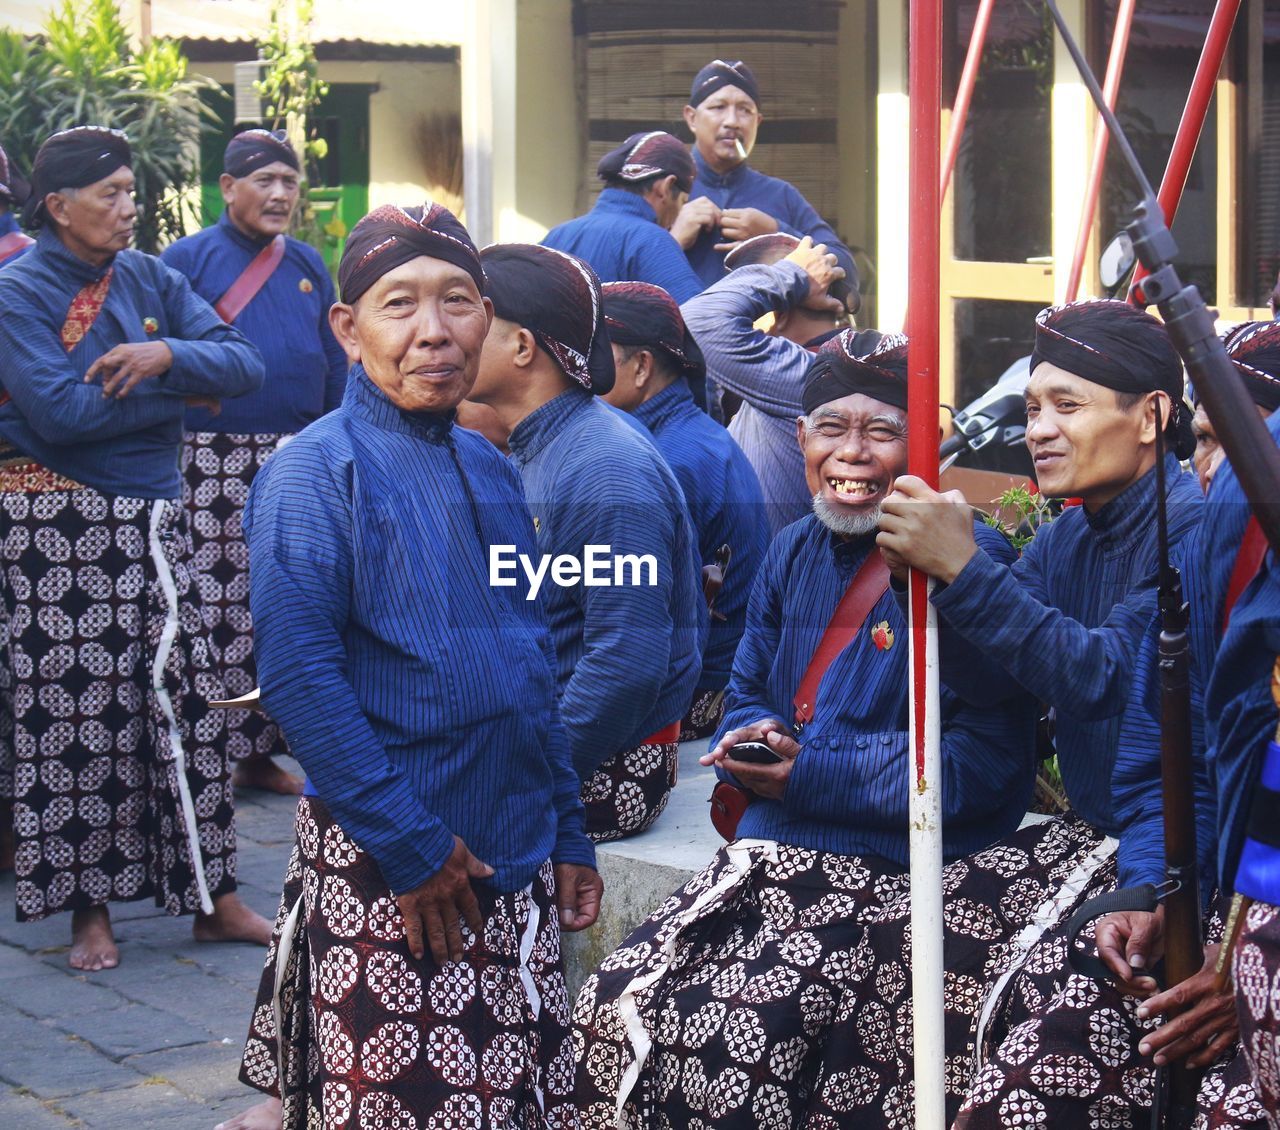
582 726 679 844
680 689 725 744
1234 899 1280 1128
0 482 236 920
182 430 287 761
571 839 909 1129
241 797 576 1129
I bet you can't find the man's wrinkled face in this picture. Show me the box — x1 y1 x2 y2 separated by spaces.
1192 400 1270 494
1024 362 1157 507
49 166 136 260
683 84 761 171
797 392 908 537
332 256 493 415
221 161 300 239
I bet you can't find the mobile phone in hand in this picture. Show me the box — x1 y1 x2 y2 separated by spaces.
729 740 784 765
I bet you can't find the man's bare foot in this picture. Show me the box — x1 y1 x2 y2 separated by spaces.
232 756 303 796
70 906 119 971
214 1096 282 1130
193 892 272 947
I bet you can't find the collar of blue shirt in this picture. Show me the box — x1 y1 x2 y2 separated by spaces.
1082 454 1180 555
594 187 662 226
36 225 110 285
345 364 455 444
217 208 278 252
508 386 594 465
633 376 697 434
693 146 750 190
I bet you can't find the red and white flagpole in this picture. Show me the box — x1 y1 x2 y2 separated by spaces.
907 1 946 1127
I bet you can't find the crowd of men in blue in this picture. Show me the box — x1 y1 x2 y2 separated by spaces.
0 53 1277 1130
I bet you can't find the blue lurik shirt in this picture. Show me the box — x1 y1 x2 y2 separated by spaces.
243 368 594 895
0 227 264 498
507 387 706 777
542 188 705 305
632 377 769 691
932 459 1209 890
161 213 347 434
1201 409 1280 892
717 517 1035 865
681 260 819 534
686 148 857 289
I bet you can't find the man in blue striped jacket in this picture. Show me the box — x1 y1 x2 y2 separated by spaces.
571 331 1037 1129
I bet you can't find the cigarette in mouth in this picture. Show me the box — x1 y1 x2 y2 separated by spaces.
733 137 747 161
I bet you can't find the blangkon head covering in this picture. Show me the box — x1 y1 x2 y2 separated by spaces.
22 126 131 228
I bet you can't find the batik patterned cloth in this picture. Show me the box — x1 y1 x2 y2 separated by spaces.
241 797 576 1129
1235 899 1280 1128
0 485 236 920
571 840 909 1128
581 736 679 844
182 430 287 761
680 689 725 743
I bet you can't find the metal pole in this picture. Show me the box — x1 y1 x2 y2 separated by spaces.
939 0 995 202
1131 0 1242 293
908 1 946 1127
1064 0 1135 301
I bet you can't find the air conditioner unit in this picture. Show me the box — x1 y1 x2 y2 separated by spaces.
233 60 269 125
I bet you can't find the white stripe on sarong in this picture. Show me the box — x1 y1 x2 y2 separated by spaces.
972 828 1118 1070
148 499 214 915
612 838 778 1129
517 882 545 1113
272 894 305 1088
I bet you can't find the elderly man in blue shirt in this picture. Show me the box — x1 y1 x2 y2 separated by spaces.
162 129 348 799
543 131 705 304
676 59 858 289
0 126 268 973
572 332 1036 1129
226 203 601 1130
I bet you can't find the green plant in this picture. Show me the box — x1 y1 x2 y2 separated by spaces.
0 0 222 252
981 483 1055 552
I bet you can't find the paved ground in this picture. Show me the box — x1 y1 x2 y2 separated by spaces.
0 779 299 1129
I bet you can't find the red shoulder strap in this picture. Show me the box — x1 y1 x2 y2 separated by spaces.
1223 517 1269 632
215 234 285 323
0 230 33 265
793 551 891 727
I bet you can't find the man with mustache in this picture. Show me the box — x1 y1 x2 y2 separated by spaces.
572 331 1035 1128
162 129 348 798
676 58 857 290
0 126 268 972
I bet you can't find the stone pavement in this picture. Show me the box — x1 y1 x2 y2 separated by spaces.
0 779 299 1129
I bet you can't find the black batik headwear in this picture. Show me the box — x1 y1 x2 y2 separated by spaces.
601 281 707 407
338 201 484 305
689 59 761 110
724 231 860 315
801 329 906 415
480 243 615 395
0 144 29 208
224 128 300 178
1214 321 1280 414
596 131 696 195
22 126 131 228
1030 298 1194 459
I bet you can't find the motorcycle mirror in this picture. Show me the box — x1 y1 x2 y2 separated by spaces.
1099 231 1136 290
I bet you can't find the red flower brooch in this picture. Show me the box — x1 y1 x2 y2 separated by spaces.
871 620 894 651
143 316 159 335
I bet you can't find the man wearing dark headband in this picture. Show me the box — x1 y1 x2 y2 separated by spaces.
543 130 705 303
0 126 268 973
468 243 706 844
224 203 599 1130
677 58 857 290
162 129 347 798
574 329 1033 1127
874 299 1255 1125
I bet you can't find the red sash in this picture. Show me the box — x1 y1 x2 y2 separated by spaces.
1223 517 1269 631
0 230 33 265
215 234 285 323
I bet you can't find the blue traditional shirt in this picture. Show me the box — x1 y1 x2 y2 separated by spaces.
932 459 1210 890
716 517 1036 865
507 387 706 777
161 212 347 434
542 189 704 305
681 261 819 533
686 149 857 288
243 367 594 895
0 211 30 267
632 377 769 690
0 228 263 498
1201 409 1280 892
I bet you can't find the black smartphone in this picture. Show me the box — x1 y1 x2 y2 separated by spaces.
729 740 784 765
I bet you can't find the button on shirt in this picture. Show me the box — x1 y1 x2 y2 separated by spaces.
243 368 594 895
0 228 264 498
